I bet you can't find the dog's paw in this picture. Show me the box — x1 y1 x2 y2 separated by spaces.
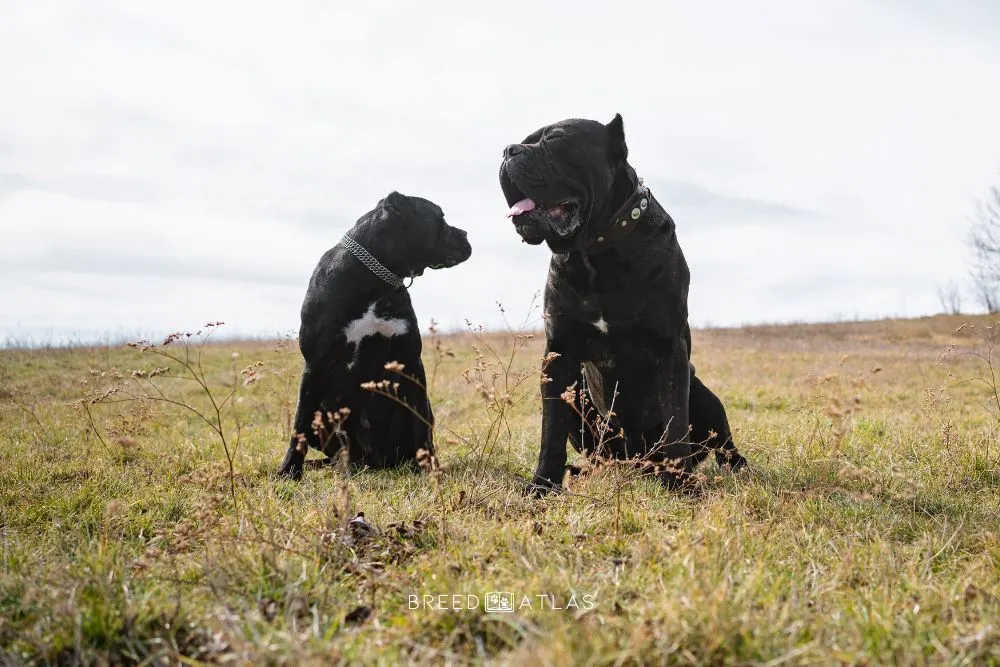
524 476 562 498
716 451 749 474
277 464 303 481
304 457 336 470
277 451 305 481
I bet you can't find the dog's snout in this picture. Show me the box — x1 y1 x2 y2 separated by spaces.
504 144 525 159
446 226 470 249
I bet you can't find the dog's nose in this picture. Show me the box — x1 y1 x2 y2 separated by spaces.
504 144 525 159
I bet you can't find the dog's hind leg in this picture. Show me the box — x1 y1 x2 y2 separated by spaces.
649 339 700 490
372 340 433 469
566 402 629 462
688 373 747 471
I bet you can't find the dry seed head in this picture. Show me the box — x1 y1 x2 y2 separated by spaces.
416 448 435 474
162 332 183 346
360 379 392 391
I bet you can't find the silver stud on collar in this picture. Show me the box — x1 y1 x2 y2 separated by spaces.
631 208 640 220
640 198 648 210
621 220 627 227
597 236 605 242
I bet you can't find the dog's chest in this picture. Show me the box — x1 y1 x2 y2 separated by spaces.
553 251 676 338
342 304 410 368
343 305 409 343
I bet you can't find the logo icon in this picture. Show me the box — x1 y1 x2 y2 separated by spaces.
484 591 514 613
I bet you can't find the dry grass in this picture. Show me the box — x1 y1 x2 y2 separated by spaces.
2 314 1000 665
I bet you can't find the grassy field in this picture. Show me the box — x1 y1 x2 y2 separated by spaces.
2 314 1000 665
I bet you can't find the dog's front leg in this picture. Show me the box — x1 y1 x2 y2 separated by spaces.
654 338 696 491
529 339 582 496
407 355 434 457
380 357 433 467
278 368 324 480
382 333 433 467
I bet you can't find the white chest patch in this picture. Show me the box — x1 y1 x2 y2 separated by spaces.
343 304 409 368
593 317 608 333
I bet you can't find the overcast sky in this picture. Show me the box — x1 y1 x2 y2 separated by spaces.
2 0 1000 344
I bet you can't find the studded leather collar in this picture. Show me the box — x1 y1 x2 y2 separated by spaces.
588 178 651 250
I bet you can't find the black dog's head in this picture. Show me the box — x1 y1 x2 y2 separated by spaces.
500 114 630 252
359 192 472 278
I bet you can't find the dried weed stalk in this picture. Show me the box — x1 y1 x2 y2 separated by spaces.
940 322 1000 476
82 322 261 510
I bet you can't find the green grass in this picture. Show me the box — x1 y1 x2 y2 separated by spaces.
2 315 1000 664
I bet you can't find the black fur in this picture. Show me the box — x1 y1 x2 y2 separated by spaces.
277 192 471 480
500 115 747 495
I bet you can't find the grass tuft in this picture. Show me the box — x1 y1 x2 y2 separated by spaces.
2 314 1000 663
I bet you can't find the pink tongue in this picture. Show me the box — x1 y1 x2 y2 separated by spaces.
507 197 536 218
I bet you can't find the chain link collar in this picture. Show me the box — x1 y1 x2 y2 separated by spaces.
340 235 407 288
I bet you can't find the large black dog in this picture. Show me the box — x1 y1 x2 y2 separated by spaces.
500 114 746 494
277 192 472 480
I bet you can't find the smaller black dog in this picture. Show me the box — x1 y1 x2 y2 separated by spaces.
277 192 471 480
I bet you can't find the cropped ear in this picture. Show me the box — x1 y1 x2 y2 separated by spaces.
382 191 408 216
606 113 628 162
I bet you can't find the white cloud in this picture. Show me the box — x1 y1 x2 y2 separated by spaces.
1 0 999 344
